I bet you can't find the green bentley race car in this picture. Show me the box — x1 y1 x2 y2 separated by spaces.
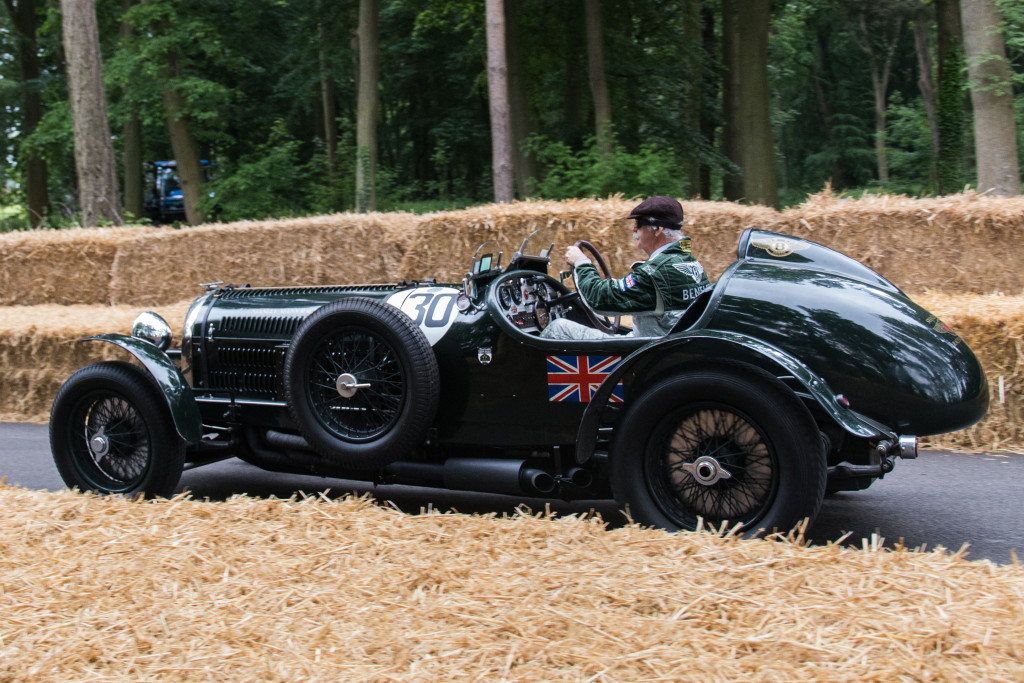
49 227 989 535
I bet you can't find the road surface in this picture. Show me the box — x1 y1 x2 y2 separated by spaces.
3 422 1021 564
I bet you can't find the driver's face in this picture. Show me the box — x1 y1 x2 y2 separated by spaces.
632 220 660 256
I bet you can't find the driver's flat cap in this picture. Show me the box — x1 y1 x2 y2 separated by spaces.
626 196 684 226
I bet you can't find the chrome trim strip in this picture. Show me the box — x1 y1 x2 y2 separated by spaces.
195 396 287 408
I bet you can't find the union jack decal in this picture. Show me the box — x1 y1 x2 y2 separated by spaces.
547 355 623 403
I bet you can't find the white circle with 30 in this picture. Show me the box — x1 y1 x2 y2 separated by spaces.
386 287 461 346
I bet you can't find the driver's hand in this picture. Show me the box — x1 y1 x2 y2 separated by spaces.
564 245 586 267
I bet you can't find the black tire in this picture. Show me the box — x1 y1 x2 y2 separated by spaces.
610 368 826 535
49 361 185 497
283 298 440 469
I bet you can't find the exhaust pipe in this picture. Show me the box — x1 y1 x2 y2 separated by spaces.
562 467 593 488
257 429 572 497
384 458 556 496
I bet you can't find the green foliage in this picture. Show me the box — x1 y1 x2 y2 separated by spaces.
524 132 688 201
5 0 1022 230
0 203 28 233
937 43 967 194
885 92 936 195
200 121 310 222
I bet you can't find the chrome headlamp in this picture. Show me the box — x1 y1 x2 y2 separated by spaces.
131 311 173 351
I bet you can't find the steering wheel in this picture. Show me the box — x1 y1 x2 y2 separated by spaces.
572 240 621 334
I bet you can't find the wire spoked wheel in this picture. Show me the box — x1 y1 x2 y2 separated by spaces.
306 326 405 441
284 298 440 469
646 404 777 530
49 361 185 497
610 367 827 535
70 392 152 490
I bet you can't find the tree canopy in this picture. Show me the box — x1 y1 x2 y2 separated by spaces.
1 0 1021 230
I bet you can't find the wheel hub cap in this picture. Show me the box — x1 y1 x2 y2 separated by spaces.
88 427 110 458
335 373 371 398
681 455 733 486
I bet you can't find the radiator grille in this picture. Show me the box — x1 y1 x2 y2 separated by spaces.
208 344 283 396
218 315 304 337
208 371 277 396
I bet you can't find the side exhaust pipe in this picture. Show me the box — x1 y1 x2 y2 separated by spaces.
255 429 581 498
384 458 557 496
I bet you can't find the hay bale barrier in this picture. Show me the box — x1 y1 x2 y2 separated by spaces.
0 302 191 423
1 486 1023 681
109 213 413 306
0 226 158 306
778 191 1024 294
401 198 780 284
916 293 1024 452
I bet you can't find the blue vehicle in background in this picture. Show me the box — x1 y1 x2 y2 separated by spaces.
144 160 211 224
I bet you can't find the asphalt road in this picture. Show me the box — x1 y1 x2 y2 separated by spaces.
4 421 1021 565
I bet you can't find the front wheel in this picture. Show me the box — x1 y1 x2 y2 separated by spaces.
49 361 185 497
610 368 826 535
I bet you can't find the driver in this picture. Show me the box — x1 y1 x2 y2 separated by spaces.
541 196 710 339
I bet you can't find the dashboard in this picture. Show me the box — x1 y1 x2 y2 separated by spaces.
493 274 566 333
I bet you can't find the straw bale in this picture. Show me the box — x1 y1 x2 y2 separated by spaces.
399 198 780 283
0 486 1022 681
779 190 1024 295
108 214 412 306
0 226 157 306
912 292 1024 452
0 302 191 421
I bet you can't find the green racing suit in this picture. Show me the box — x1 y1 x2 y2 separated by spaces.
572 239 711 337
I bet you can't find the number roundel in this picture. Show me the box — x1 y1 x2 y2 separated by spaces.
385 287 461 345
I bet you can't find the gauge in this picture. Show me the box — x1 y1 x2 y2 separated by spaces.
535 303 550 330
498 284 513 308
510 280 523 305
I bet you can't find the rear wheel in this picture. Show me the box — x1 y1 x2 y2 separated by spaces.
610 368 826 535
49 361 184 497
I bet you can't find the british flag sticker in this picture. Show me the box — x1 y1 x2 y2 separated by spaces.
547 355 623 403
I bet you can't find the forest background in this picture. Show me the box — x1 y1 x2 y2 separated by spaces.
1 0 1022 232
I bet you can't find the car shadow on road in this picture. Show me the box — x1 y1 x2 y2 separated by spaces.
176 458 886 553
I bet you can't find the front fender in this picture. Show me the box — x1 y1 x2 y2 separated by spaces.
83 334 203 444
575 330 893 464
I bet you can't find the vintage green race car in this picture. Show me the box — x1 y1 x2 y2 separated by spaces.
49 227 989 535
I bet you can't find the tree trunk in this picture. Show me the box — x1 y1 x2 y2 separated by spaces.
736 0 777 207
698 3 715 199
356 0 380 212
160 50 206 225
854 11 902 187
811 29 848 190
61 0 121 227
319 21 338 172
960 0 1020 196
561 1 587 146
720 0 743 201
912 7 939 182
584 0 613 154
506 0 540 197
5 0 48 228
120 0 143 220
936 0 966 194
485 0 514 203
682 0 702 198
122 108 143 220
